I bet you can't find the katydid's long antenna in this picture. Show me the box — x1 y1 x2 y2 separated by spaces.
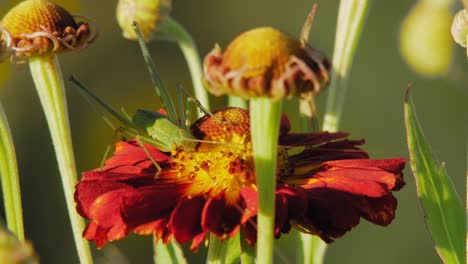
69 75 135 130
132 22 178 124
300 3 318 47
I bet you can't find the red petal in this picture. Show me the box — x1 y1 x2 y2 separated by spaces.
80 183 187 248
75 180 132 217
103 141 169 171
240 188 258 224
303 162 399 198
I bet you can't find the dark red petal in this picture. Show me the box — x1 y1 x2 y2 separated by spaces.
325 158 406 174
201 196 242 238
355 194 397 226
276 185 308 219
243 220 257 246
295 189 361 243
169 196 205 244
279 113 291 135
279 131 349 147
275 192 289 237
294 188 398 243
287 139 368 166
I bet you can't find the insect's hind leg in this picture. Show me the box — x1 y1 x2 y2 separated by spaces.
135 135 163 178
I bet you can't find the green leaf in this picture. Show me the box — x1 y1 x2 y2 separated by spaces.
404 87 466 264
154 240 187 264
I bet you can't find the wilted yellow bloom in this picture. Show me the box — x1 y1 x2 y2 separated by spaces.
0 0 96 60
0 228 38 264
203 27 330 100
116 0 172 41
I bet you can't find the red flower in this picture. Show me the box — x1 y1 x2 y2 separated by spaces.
75 107 405 250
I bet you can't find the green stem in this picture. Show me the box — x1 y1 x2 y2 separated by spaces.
0 102 24 240
159 17 210 117
29 56 93 264
153 237 187 264
322 0 371 132
228 96 247 108
249 98 282 264
207 234 227 264
297 233 327 264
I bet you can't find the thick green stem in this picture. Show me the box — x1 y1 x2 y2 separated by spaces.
153 238 186 264
297 234 327 264
249 98 282 264
322 0 371 132
0 102 24 240
159 17 210 117
29 56 93 264
207 234 227 264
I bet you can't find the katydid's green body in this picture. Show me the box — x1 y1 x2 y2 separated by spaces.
133 109 197 152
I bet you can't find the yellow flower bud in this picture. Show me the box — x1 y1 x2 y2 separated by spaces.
451 9 468 48
0 0 96 60
203 27 330 100
116 0 172 41
399 1 453 77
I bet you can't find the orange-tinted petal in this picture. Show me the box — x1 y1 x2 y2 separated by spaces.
303 163 397 198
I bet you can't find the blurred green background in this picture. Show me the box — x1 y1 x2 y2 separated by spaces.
0 0 467 263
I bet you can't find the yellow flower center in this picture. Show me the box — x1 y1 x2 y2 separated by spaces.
170 108 256 205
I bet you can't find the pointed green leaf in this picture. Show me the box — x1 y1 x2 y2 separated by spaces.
404 87 466 264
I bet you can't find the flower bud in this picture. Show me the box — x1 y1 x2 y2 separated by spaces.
116 0 172 41
203 27 330 100
399 1 453 77
451 9 468 48
0 228 38 264
0 0 96 60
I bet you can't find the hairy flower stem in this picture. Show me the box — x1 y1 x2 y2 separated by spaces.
249 98 282 264
29 56 93 264
323 0 371 132
155 17 210 116
0 102 24 240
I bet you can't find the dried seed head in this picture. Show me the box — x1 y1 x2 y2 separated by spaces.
203 27 330 100
0 0 96 60
116 0 172 41
451 9 468 48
